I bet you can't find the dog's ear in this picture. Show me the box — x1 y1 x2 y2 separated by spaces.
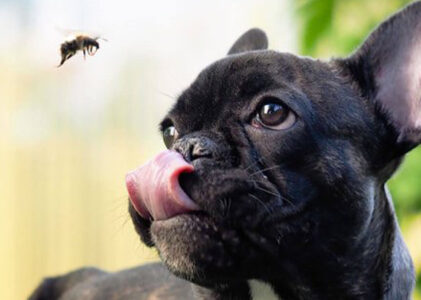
337 1 421 150
228 28 268 55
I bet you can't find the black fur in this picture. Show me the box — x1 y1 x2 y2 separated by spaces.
31 2 420 299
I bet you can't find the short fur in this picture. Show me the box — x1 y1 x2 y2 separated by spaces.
31 2 420 299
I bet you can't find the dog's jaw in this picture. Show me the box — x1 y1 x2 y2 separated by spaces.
147 199 291 284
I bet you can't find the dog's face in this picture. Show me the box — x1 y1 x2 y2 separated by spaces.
128 3 421 289
135 52 382 283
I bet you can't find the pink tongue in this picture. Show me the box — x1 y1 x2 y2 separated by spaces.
125 150 200 221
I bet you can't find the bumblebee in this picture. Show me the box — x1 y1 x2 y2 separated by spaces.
58 35 105 67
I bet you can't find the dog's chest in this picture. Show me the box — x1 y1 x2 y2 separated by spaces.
248 280 279 300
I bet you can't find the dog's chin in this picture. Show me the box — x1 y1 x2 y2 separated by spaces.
149 212 250 284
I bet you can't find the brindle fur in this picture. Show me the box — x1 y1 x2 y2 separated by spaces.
31 2 421 299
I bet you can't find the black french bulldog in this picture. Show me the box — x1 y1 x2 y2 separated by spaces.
30 2 421 299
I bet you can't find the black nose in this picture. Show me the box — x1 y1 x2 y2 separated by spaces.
174 136 216 162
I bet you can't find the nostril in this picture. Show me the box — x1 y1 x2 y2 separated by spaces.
191 146 212 160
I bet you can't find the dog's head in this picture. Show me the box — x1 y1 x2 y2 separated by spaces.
127 2 420 289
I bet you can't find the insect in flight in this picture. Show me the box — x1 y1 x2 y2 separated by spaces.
57 30 107 67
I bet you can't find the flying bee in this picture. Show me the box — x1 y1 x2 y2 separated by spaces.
58 33 107 67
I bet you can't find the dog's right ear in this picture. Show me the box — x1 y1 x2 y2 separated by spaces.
227 28 268 55
336 1 421 152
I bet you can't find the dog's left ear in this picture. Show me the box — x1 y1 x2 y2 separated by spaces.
228 28 268 55
336 1 421 150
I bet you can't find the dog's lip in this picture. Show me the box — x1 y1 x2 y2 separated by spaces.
126 150 201 221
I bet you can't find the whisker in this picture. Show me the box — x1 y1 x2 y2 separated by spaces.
157 90 176 100
111 214 131 238
243 157 264 172
246 181 280 197
220 197 229 217
226 197 232 217
248 193 272 215
249 164 281 177
247 179 297 208
256 186 279 197
279 195 297 208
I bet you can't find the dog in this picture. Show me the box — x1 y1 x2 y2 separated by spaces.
30 1 420 299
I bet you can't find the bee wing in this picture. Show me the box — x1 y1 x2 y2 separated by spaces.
55 27 82 40
55 26 105 41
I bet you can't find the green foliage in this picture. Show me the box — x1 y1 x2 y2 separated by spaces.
296 0 415 57
390 148 421 217
296 0 335 54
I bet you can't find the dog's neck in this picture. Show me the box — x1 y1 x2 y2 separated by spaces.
193 185 414 300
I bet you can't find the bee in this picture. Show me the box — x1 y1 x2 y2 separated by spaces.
58 33 106 67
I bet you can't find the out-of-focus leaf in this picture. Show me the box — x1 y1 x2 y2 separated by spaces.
296 0 336 55
389 148 421 217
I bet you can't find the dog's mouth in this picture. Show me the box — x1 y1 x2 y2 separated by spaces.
126 150 310 282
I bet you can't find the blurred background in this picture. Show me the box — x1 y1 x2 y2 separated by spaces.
0 0 419 299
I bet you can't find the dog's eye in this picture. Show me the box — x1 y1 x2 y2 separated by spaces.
162 126 178 149
252 99 296 130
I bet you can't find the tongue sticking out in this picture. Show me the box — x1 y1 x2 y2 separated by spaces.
125 150 200 221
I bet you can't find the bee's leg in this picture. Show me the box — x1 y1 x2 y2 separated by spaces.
57 57 66 67
66 52 74 61
88 45 98 56
91 46 98 55
83 48 86 60
57 52 74 67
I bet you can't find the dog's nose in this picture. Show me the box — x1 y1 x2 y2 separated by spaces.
191 143 212 159
174 136 215 162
